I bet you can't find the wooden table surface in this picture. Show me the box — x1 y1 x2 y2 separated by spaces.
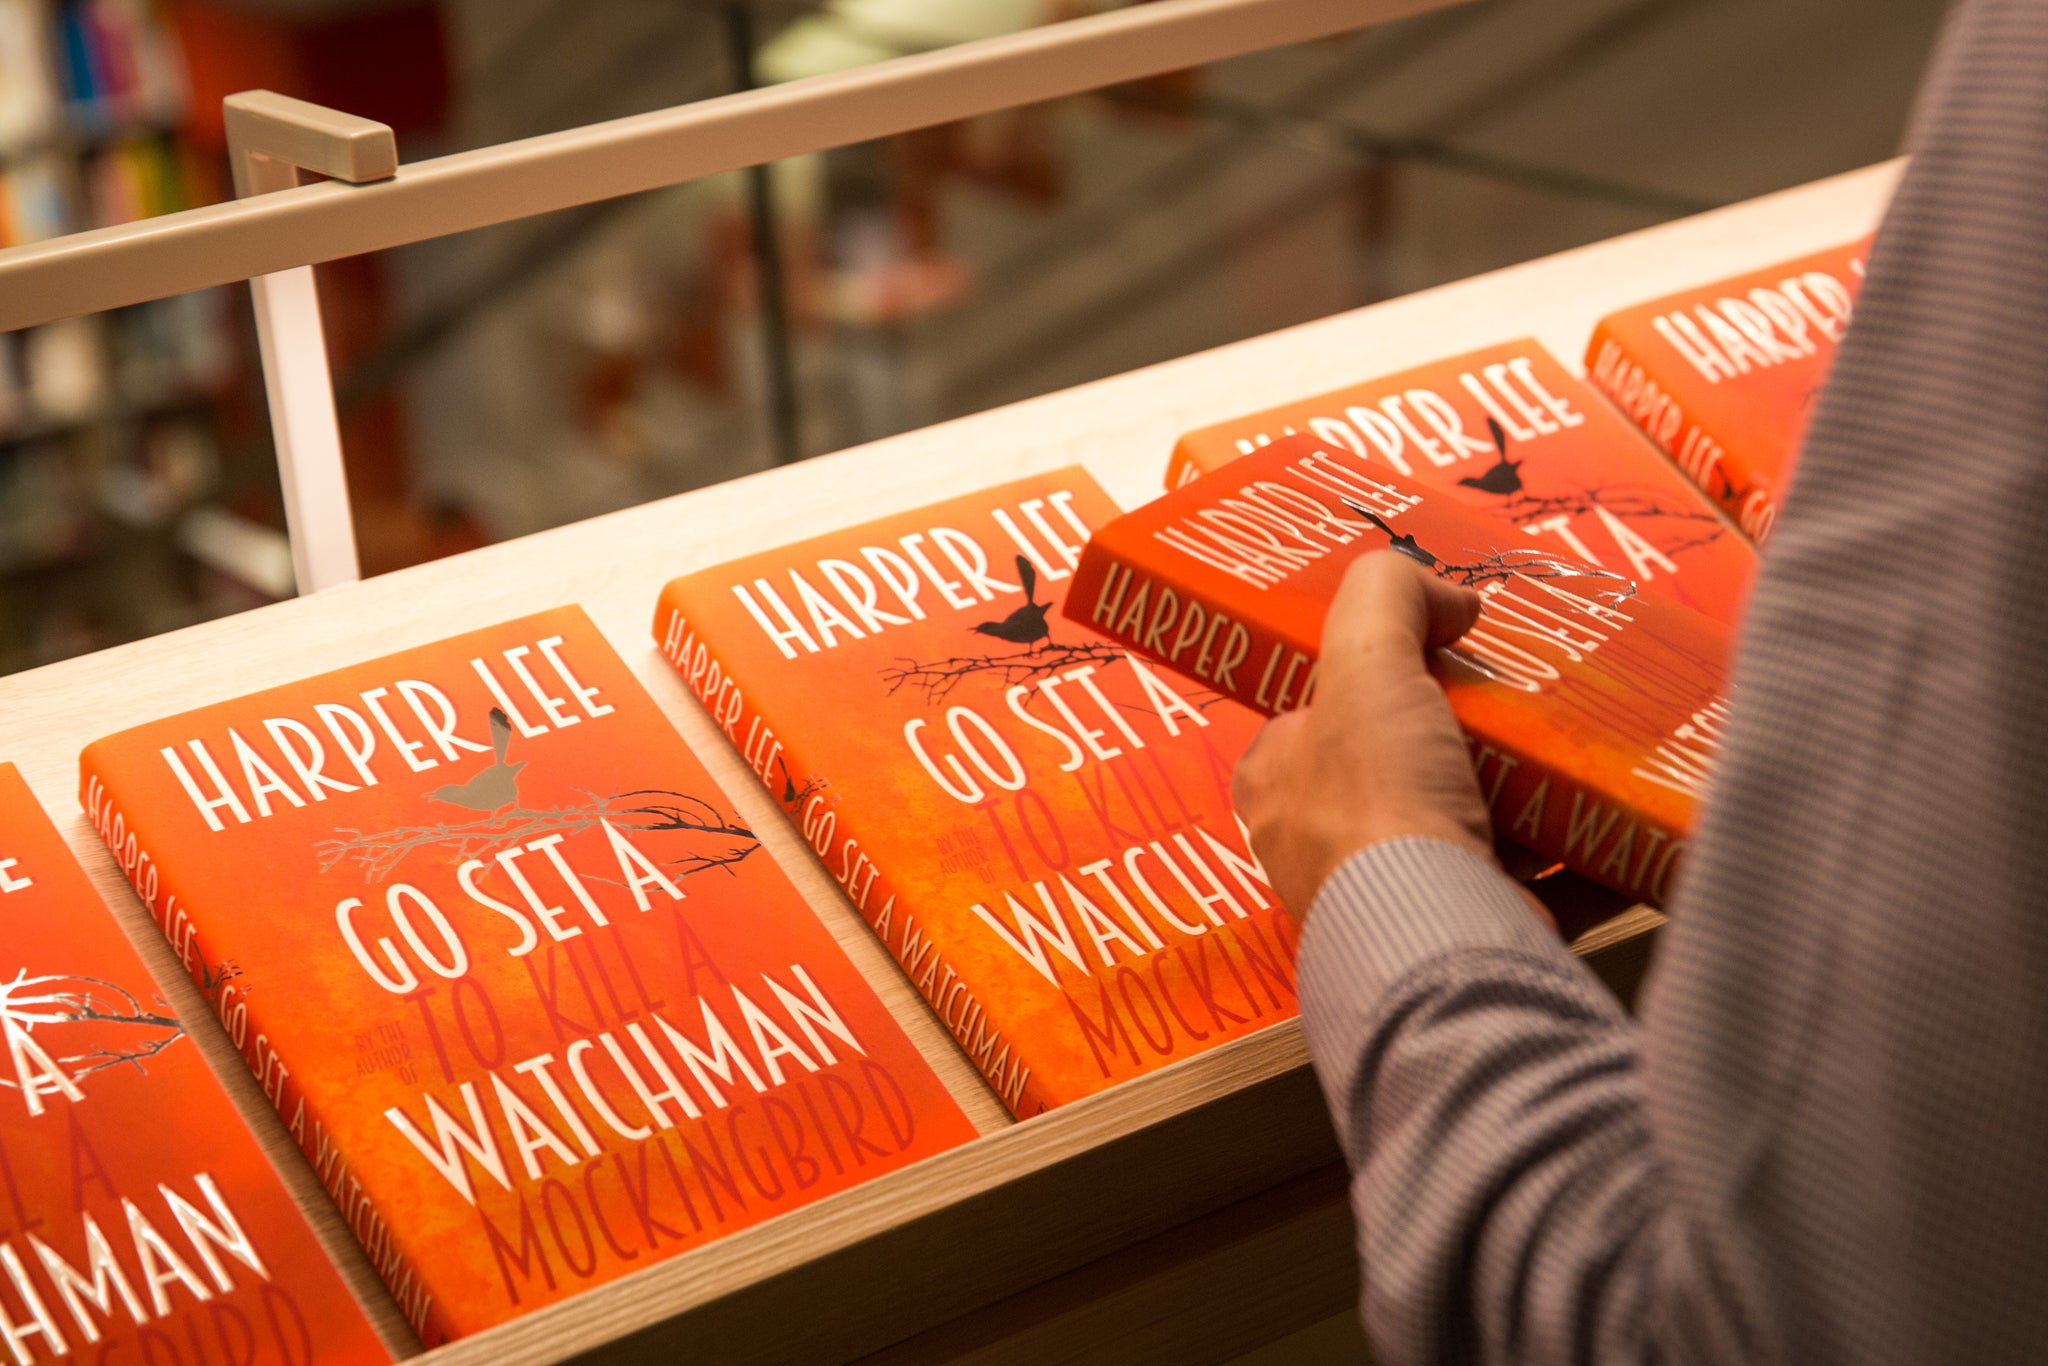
0 159 1899 1364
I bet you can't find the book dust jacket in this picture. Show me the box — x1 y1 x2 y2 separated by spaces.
0 763 389 1364
1070 436 1734 905
77 608 977 1343
1167 339 1756 627
655 471 1298 1119
1585 238 1870 541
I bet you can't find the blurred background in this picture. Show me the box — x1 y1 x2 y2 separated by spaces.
0 0 1948 676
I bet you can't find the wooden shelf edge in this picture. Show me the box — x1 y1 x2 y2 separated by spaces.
409 1022 1330 1363
855 1164 1360 1366
398 910 1659 1365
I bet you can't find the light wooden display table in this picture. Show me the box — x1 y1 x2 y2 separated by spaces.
0 160 1897 1365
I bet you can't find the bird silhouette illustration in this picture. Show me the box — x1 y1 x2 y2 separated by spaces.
773 753 799 805
1457 417 1525 496
1346 501 1441 572
428 707 526 813
970 555 1053 646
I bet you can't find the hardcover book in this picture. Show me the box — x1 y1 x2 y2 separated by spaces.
77 608 978 1344
1067 435 1732 905
1164 339 1756 627
654 471 1296 1119
0 762 390 1364
1584 239 1869 541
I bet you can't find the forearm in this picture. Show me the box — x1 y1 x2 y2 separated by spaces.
1300 840 1750 1365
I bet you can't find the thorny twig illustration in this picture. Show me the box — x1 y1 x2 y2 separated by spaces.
768 753 828 810
0 969 183 1088
780 774 830 809
1454 415 1732 555
1435 547 1640 607
198 957 243 1002
316 788 761 882
1347 500 1640 609
883 639 1130 705
1482 486 1730 559
1113 693 1229 718
1690 456 1747 509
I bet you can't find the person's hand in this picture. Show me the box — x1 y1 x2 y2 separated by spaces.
1232 551 1496 916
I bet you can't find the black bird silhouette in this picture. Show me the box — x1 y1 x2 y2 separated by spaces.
1346 502 1441 572
1457 417 1524 496
428 707 526 812
773 753 798 804
970 555 1052 645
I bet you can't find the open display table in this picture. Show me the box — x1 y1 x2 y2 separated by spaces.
0 160 1897 1364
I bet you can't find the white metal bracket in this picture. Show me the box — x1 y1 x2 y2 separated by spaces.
225 90 398 594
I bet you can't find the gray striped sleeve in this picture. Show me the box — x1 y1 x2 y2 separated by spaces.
1297 837 1577 1139
1293 4 2048 1361
1296 840 1754 1364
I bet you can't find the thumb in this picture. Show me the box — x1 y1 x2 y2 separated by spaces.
1416 567 1484 652
1323 551 1483 676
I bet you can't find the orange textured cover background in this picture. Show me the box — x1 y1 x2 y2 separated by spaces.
76 609 975 1343
1167 340 1756 627
1584 239 1870 541
0 763 388 1365
655 470 1295 1118
1071 437 1732 905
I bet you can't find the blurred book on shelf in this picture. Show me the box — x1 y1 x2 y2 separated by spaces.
0 0 61 151
0 153 72 243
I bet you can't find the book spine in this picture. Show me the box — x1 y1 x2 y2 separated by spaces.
1454 713 1690 906
1163 440 1207 491
1067 547 1322 716
1583 325 1776 543
77 750 444 1343
1067 548 1689 903
58 4 98 108
1165 431 1265 492
83 0 135 116
655 595 1041 1117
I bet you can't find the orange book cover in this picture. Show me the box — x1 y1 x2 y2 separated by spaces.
0 763 390 1365
1165 339 1756 627
1584 238 1870 542
76 608 977 1344
1068 435 1732 905
653 471 1295 1119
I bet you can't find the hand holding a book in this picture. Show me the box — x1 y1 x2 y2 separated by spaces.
1232 552 1501 916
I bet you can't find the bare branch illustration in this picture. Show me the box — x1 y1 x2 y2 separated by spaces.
316 788 762 882
1345 499 1641 612
1436 547 1641 608
767 754 828 811
883 639 1130 704
198 957 243 1001
0 970 184 1088
1483 485 1731 559
780 773 828 809
1695 457 1745 508
1112 692 1229 717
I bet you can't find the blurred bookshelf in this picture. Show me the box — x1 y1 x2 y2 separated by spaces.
0 0 261 674
0 0 469 674
0 0 1949 682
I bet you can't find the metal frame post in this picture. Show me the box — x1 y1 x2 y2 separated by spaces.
225 91 398 593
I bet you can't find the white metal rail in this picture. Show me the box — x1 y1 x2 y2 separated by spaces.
227 92 399 592
0 0 1462 328
0 0 1468 590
